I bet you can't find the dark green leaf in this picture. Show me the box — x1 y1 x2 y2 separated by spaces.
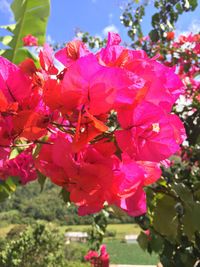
37 171 46 192
152 13 160 27
188 0 198 10
153 195 178 240
183 202 200 240
172 183 193 202
149 29 159 42
60 188 70 203
150 233 164 253
137 231 149 250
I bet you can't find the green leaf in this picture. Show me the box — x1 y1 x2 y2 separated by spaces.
152 13 160 27
176 3 183 13
149 29 159 42
5 177 18 192
183 202 200 240
153 195 178 240
0 36 13 46
60 188 70 203
193 182 200 200
150 233 164 253
172 183 193 202
137 231 149 250
9 148 20 159
1 0 50 63
188 0 198 10
37 171 46 192
0 183 10 202
0 177 18 202
0 24 16 32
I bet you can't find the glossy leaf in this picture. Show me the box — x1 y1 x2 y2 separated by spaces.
0 0 50 63
153 195 178 240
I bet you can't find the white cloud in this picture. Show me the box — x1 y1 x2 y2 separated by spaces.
188 19 200 33
0 0 14 22
176 19 200 36
102 24 119 37
46 34 55 45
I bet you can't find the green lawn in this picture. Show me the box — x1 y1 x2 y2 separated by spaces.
107 223 140 239
106 240 158 265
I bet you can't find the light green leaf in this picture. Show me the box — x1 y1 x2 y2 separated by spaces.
0 36 13 46
0 177 18 202
0 0 50 64
0 24 16 32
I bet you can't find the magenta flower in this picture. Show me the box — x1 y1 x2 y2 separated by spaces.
0 149 37 185
22 34 38 46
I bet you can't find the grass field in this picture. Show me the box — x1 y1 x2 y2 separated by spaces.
106 240 158 265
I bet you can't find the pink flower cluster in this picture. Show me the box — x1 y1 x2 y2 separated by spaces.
0 32 186 216
22 34 38 46
85 244 109 267
173 33 200 98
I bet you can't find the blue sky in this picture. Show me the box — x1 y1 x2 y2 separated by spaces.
0 0 200 45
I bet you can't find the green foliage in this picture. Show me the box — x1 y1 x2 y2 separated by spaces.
0 223 66 267
75 31 106 50
0 180 68 224
0 223 91 267
0 177 18 203
64 243 88 263
120 0 198 46
153 194 178 240
120 1 146 43
137 153 200 266
0 0 50 63
0 180 134 225
87 210 109 250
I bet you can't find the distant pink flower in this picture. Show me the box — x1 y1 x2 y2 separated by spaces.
144 229 151 240
84 250 99 261
166 31 175 41
85 245 109 267
22 34 38 46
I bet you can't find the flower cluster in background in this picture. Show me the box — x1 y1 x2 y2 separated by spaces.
85 244 109 267
22 34 38 46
